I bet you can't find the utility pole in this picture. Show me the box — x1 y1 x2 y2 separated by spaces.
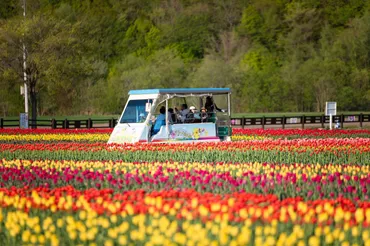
23 0 28 115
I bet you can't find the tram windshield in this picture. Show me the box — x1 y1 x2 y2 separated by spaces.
120 99 153 123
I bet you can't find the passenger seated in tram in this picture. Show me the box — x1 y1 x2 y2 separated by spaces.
200 107 208 122
185 106 201 123
152 106 166 135
175 104 189 123
168 108 176 123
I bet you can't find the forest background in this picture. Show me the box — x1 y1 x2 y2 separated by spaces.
1 0 370 117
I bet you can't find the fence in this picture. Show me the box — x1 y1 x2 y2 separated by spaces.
0 114 370 129
231 114 370 129
0 118 117 129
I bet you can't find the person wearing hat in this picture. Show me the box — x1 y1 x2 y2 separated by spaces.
186 106 201 123
200 107 208 122
139 112 146 123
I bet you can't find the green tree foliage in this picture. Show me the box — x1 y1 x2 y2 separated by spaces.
1 0 370 116
0 0 19 19
96 48 188 113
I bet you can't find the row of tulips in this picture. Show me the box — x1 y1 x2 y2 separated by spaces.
2 160 369 177
0 160 369 200
1 186 370 226
0 133 110 143
2 128 370 137
233 129 370 139
0 129 110 143
1 139 370 164
1 187 370 245
0 129 112 135
2 207 369 246
0 129 111 143
3 138 370 152
2 129 370 143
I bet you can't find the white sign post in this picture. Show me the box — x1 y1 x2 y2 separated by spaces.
145 102 152 112
325 102 337 130
20 113 28 129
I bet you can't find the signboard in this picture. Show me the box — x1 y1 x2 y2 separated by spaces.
289 118 298 124
145 102 152 112
19 113 28 129
325 102 337 116
348 116 355 122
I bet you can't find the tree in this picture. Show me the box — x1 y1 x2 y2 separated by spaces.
94 48 188 113
1 0 370 116
161 3 214 59
0 6 96 118
0 0 19 20
239 44 287 112
0 15 42 125
0 69 23 117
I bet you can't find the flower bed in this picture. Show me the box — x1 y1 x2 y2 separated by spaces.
3 128 370 143
0 129 370 245
232 129 370 140
0 129 111 143
1 138 370 164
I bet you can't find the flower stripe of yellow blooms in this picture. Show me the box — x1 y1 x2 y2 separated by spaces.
231 135 268 141
1 207 370 246
0 134 110 142
1 160 369 179
0 133 265 142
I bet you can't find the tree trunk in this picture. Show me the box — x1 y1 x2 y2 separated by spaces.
30 89 37 129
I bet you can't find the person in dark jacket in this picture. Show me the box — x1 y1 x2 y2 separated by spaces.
205 96 224 113
200 107 208 122
168 108 176 123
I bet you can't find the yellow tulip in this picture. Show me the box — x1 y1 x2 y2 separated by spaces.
104 240 114 246
308 236 320 246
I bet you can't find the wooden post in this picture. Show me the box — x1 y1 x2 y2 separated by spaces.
262 116 265 129
88 118 92 129
242 117 245 129
51 119 56 129
110 118 116 128
282 115 285 129
0 118 3 129
301 115 305 129
63 119 69 129
340 114 344 129
75 120 81 128
111 118 117 128
321 115 325 128
360 113 363 128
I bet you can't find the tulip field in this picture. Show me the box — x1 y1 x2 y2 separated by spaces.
0 129 370 245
